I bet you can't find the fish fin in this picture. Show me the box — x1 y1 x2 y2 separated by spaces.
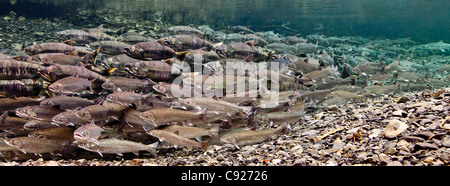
81 54 90 65
0 111 8 126
105 68 118 76
243 54 254 62
156 38 165 45
91 47 101 64
67 50 78 56
212 42 223 48
64 40 74 46
198 107 208 124
147 141 159 157
164 58 173 66
245 40 255 48
176 51 191 61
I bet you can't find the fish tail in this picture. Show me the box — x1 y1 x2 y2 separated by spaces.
198 107 208 124
176 51 191 61
147 141 159 157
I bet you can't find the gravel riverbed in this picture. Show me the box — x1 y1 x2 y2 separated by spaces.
1 88 448 166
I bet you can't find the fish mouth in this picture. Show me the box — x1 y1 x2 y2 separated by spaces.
215 49 226 58
37 69 53 81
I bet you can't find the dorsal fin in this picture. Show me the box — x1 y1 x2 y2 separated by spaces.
245 40 255 48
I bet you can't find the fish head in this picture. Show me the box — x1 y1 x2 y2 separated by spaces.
106 93 119 102
101 82 116 91
215 45 229 58
75 110 92 122
73 129 89 143
124 62 147 76
37 66 61 81
52 114 68 125
15 106 36 119
24 45 41 55
123 45 143 58
4 138 23 149
40 99 56 107
77 142 100 152
48 83 63 93
152 84 167 95
139 112 156 123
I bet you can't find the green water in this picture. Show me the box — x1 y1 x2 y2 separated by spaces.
1 0 449 43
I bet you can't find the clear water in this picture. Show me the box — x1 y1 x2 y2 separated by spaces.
1 0 449 43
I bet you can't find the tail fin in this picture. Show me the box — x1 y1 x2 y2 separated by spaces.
0 111 8 126
147 141 159 157
176 51 191 61
198 107 208 124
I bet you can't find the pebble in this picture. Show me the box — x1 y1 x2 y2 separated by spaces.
384 119 409 138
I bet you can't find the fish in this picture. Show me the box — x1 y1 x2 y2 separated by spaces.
352 61 384 75
0 97 40 113
287 58 320 75
101 77 152 92
56 29 115 45
28 126 75 141
75 105 123 123
0 112 29 127
215 41 270 62
160 35 214 51
24 42 93 56
0 59 42 80
166 25 203 35
281 35 306 45
73 122 104 145
48 76 93 95
123 41 190 61
118 32 155 44
299 66 339 85
40 95 102 110
52 109 88 126
100 54 141 70
171 97 252 117
258 112 302 126
16 105 62 121
139 108 208 127
23 120 55 130
32 53 89 66
152 82 202 98
161 124 220 142
89 41 131 55
77 138 158 157
37 64 108 82
124 60 176 81
231 25 255 34
4 136 71 154
295 42 317 54
0 79 48 98
106 91 152 106
147 129 207 150
220 121 289 146
121 109 157 130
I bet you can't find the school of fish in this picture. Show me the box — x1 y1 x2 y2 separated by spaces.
0 24 449 159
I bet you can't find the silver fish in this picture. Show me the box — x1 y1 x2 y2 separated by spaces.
78 138 158 157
